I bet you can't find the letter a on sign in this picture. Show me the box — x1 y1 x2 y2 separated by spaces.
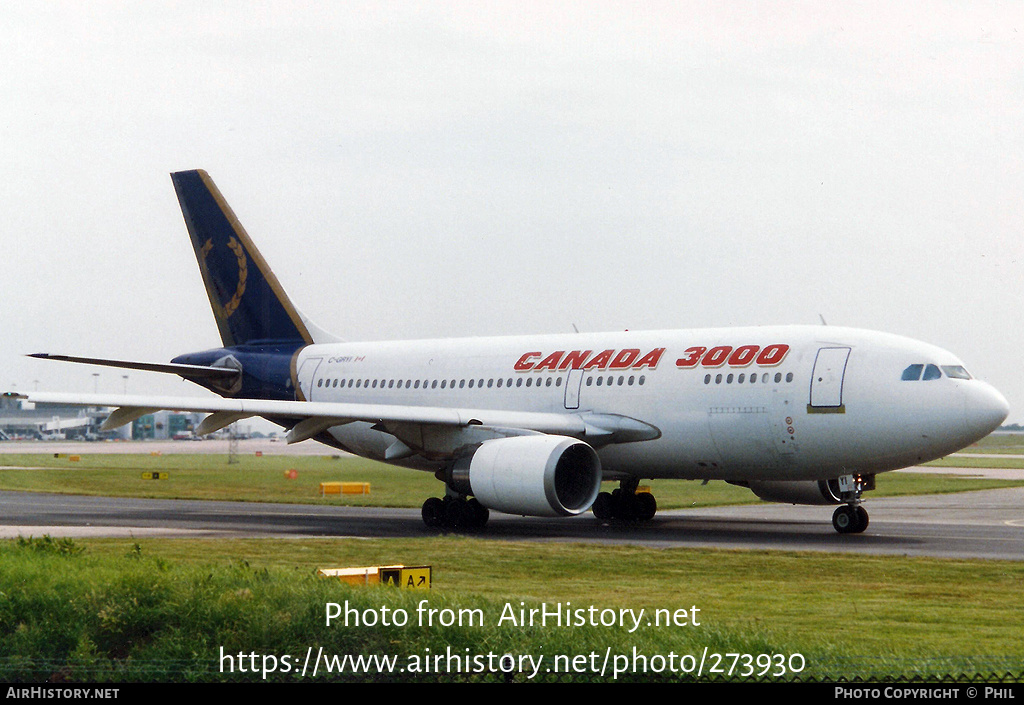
402 567 432 589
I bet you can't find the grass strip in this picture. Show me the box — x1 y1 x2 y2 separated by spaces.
1 536 1022 682
1 453 1022 510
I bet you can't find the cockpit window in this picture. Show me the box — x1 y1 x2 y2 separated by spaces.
901 364 923 381
902 363 969 381
941 365 972 380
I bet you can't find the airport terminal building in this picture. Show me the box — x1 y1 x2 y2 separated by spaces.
0 396 203 441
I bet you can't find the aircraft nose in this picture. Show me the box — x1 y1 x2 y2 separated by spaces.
963 382 1010 440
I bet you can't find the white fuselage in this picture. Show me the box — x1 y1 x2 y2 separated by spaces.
291 325 1008 483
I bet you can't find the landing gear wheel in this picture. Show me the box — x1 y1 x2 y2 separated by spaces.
855 505 869 532
832 506 853 533
832 504 868 534
445 498 469 530
421 497 445 528
593 487 658 522
421 496 489 531
592 492 613 520
611 488 638 520
635 492 657 521
466 498 489 528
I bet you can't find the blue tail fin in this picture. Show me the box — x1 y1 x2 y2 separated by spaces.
171 170 314 347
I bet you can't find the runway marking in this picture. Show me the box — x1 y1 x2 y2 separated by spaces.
0 525 219 538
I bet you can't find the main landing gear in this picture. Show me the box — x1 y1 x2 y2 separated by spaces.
831 474 871 534
421 495 489 531
592 478 657 522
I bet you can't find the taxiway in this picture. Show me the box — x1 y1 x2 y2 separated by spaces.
1 484 1022 560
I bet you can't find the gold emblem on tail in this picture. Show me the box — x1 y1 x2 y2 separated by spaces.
199 237 248 318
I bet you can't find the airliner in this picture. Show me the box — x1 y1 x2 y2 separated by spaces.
9 170 1010 534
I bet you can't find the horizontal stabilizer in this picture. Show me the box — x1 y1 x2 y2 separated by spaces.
28 354 240 380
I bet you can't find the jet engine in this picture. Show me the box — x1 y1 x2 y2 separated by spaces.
741 479 844 505
448 435 602 517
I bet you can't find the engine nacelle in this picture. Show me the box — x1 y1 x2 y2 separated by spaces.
450 435 602 517
743 479 844 505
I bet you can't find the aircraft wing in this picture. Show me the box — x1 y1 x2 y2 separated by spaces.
4 392 659 449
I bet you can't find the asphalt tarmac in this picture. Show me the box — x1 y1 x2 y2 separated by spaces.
1 440 1022 559
1 482 1022 560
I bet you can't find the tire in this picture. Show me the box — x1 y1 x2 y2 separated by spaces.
445 499 469 530
466 498 490 529
832 505 855 533
853 505 869 533
592 492 613 520
635 492 657 521
421 497 445 528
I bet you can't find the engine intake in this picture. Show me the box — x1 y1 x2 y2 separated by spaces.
450 435 602 517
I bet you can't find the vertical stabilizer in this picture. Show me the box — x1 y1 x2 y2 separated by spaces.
171 170 315 347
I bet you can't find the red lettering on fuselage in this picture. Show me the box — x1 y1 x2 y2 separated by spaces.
609 349 640 369
559 350 592 370
634 348 665 369
583 350 615 370
514 352 542 371
515 348 667 372
675 344 790 369
534 351 564 371
756 344 790 366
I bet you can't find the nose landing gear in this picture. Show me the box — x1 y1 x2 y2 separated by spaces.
831 474 871 534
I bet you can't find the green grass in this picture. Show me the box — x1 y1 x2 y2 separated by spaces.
955 432 1024 455
2 536 1022 682
872 471 1024 495
1 437 1022 682
925 456 1024 470
1 451 1023 510
0 453 439 507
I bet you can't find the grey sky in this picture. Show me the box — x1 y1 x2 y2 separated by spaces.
2 2 1022 422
